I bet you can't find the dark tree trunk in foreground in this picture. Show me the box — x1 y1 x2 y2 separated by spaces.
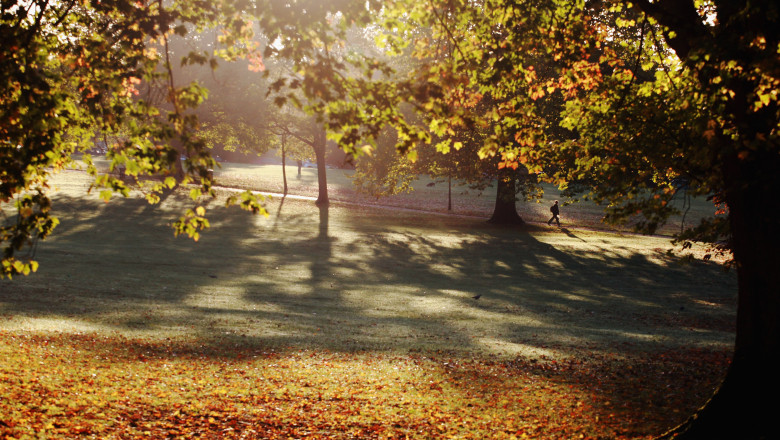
313 128 329 207
633 1 780 438
660 149 780 440
488 172 524 225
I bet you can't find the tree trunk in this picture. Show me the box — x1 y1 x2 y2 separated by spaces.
448 174 452 212
173 149 185 181
313 128 329 207
658 150 780 440
488 171 524 224
281 134 288 195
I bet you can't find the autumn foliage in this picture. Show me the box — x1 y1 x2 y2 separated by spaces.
1 332 729 439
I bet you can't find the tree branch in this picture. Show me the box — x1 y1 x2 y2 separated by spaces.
648 24 677 90
271 122 315 148
23 0 51 48
428 0 468 62
629 0 708 59
615 15 648 110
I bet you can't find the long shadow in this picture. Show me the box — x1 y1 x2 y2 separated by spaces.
200 204 735 356
559 227 586 242
0 185 736 358
270 194 287 230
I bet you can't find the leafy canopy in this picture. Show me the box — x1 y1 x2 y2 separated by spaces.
0 0 380 277
327 0 777 254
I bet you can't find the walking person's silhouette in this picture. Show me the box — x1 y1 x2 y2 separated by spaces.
547 200 561 227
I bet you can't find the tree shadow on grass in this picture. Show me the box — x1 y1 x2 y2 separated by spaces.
0 185 736 360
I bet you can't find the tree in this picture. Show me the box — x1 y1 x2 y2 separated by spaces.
1 0 231 277
617 1 779 438
348 5 541 223
351 111 539 222
260 10 393 208
271 114 330 205
1 0 386 277
181 42 276 164
540 1 779 436
325 0 778 437
268 108 315 193
351 125 417 199
420 128 539 224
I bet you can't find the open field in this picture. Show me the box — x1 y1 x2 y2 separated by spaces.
209 162 719 237
86 158 721 236
0 170 736 439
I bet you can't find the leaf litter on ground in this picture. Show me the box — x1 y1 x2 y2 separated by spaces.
0 331 730 439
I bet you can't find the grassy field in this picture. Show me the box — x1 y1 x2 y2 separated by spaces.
86 158 720 235
210 162 719 237
0 170 736 439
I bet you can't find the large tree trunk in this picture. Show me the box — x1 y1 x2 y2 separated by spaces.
627 4 780 436
313 128 329 207
488 171 524 224
659 151 780 439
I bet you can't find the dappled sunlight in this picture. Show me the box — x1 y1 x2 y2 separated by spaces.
493 260 513 271
553 291 602 307
536 254 567 270
428 262 463 277
406 295 483 318
438 288 477 299
184 286 256 310
1 173 737 361
475 337 561 358
0 316 112 334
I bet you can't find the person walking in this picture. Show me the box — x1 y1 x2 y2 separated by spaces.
547 200 561 226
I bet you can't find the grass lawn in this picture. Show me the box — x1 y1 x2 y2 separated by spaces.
0 169 736 439
211 162 719 236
